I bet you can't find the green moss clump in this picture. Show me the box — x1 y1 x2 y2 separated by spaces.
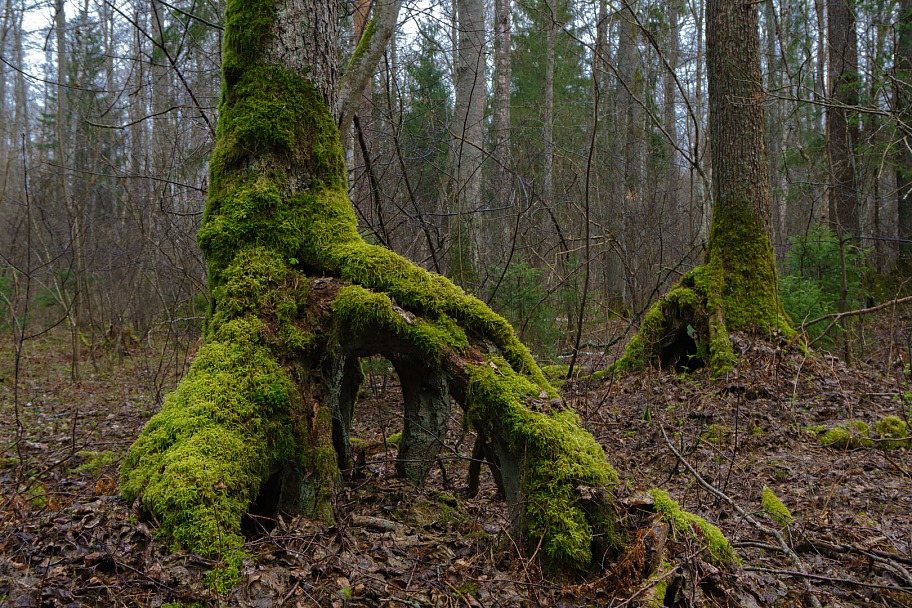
203 549 247 595
819 420 872 449
348 17 377 68
465 359 619 572
873 416 910 449
649 489 738 567
761 486 793 527
120 317 297 554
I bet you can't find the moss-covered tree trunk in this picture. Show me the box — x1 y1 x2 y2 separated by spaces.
120 0 622 573
615 0 791 373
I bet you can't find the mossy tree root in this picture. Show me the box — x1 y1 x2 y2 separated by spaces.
122 2 621 573
121 253 623 572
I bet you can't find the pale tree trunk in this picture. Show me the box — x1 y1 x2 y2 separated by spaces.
451 0 485 287
764 0 785 250
897 0 912 259
663 0 681 260
55 0 82 382
150 0 171 200
492 0 511 229
0 0 9 194
814 0 827 132
543 0 555 223
826 0 860 234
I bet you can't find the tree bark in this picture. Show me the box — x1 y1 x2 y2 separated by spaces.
492 0 512 216
450 0 485 287
826 0 860 234
897 0 912 258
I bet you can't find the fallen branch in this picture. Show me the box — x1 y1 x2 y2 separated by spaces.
660 425 823 608
744 566 912 594
803 295 912 348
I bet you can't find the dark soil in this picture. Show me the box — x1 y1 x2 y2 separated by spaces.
1 311 910 607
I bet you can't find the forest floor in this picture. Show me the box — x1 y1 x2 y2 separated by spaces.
1 309 911 607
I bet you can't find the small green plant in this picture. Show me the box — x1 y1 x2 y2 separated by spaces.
819 420 872 449
203 549 247 595
778 224 868 344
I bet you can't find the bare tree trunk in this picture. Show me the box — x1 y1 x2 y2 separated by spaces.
543 0 555 224
492 0 511 215
55 0 83 381
450 0 485 287
897 0 912 260
826 0 860 234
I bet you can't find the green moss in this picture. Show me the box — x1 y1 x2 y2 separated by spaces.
348 18 377 68
203 549 247 595
819 420 872 449
706 200 793 337
873 416 910 449
120 317 297 554
221 0 274 86
74 450 118 474
649 489 738 567
332 285 469 361
465 359 619 572
761 486 793 527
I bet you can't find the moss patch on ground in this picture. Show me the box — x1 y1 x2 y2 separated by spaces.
814 416 909 450
761 486 793 527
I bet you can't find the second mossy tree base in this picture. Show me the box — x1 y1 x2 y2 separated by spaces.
614 263 794 375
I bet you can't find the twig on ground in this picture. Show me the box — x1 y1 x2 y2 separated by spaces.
744 566 912 594
660 425 824 608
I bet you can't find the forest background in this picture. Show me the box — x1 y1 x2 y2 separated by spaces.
1 0 911 604
1 0 910 372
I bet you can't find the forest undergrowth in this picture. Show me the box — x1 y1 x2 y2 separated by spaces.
1 306 911 607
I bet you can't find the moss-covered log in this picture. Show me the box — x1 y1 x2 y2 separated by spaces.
120 0 626 573
614 0 792 374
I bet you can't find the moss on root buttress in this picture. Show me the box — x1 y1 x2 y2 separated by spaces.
120 317 297 553
465 360 619 571
122 0 626 571
706 200 792 336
